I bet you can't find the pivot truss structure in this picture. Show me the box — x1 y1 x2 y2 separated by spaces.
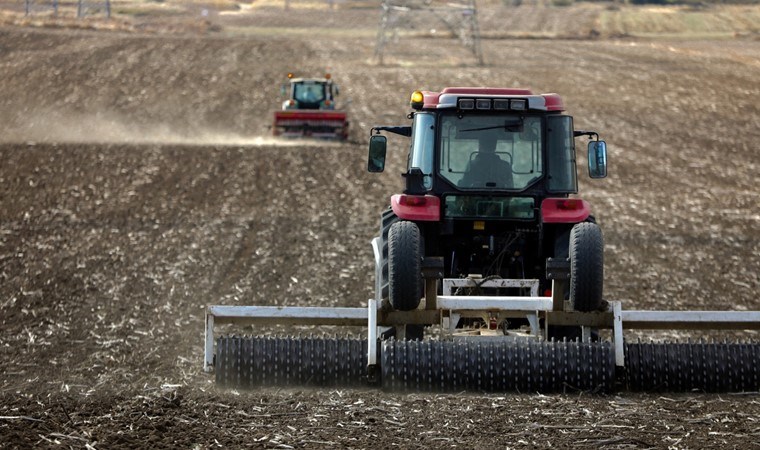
24 0 58 16
24 0 111 18
374 0 484 65
76 0 111 18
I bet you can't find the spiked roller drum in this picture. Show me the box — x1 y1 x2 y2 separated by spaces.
625 340 760 392
216 336 618 393
381 339 615 393
216 336 368 388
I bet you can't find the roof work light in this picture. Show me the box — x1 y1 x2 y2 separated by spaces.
410 90 424 109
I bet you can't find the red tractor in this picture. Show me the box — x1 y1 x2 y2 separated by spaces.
272 73 349 140
368 87 608 338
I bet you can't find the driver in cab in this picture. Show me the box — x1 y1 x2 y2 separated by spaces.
458 134 513 189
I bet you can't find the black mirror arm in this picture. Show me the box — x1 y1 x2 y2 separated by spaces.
574 130 599 140
371 126 412 137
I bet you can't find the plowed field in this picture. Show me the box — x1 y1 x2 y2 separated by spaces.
1 2 759 448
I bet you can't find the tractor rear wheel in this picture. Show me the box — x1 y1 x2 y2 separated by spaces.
378 209 399 300
388 221 423 311
569 222 604 312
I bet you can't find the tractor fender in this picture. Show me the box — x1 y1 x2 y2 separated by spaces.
390 194 441 221
541 197 591 224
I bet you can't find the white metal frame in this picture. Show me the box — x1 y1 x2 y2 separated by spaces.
204 300 760 373
203 237 760 373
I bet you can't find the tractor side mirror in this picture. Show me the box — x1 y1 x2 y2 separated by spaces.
280 84 287 97
588 140 607 178
368 135 387 173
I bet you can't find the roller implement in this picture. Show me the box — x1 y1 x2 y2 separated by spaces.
272 73 349 140
206 87 760 393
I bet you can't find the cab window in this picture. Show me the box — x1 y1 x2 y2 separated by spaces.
293 82 326 104
546 116 577 193
409 112 436 190
438 113 543 191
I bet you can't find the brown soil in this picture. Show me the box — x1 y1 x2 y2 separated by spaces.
1 2 759 448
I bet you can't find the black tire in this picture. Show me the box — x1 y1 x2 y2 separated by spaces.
388 221 423 311
569 222 604 312
378 209 399 300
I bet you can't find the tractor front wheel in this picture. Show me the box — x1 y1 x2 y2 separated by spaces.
388 221 423 311
569 222 604 312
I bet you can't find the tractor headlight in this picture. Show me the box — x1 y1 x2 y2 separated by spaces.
493 99 509 110
458 99 475 110
476 99 491 110
510 99 528 111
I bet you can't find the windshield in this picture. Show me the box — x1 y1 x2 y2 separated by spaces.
439 114 543 190
293 81 326 104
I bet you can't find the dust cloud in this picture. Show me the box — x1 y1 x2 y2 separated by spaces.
1 109 313 147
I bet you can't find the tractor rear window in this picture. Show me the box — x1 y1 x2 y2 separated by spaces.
293 82 326 104
439 113 543 191
444 196 535 219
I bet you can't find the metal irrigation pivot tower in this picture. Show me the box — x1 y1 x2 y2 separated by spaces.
374 0 484 66
25 0 58 16
24 0 110 18
77 0 111 19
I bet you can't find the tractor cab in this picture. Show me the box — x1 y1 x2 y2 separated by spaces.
281 73 340 111
369 88 607 201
